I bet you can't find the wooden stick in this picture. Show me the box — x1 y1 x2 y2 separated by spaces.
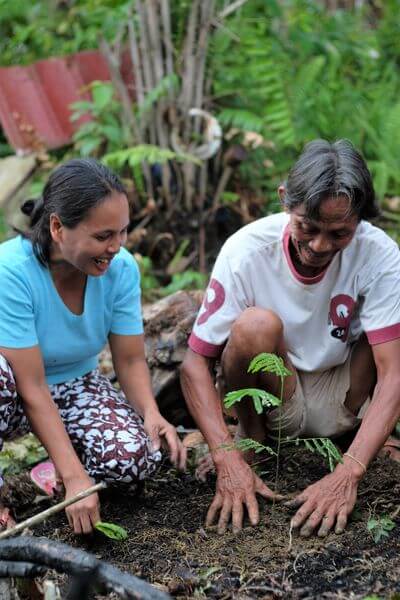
0 482 106 540
218 0 249 19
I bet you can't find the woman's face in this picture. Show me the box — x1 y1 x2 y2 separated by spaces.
288 195 359 271
50 191 130 276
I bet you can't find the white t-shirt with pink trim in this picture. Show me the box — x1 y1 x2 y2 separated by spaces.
189 212 400 373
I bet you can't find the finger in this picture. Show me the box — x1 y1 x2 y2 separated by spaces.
299 510 324 537
284 494 307 509
335 510 348 535
148 426 161 452
79 513 93 535
317 512 336 538
290 502 315 529
164 428 179 466
217 499 233 535
244 493 259 527
256 481 284 501
65 508 73 529
195 455 214 482
178 443 187 472
70 511 82 535
205 495 222 527
232 500 244 534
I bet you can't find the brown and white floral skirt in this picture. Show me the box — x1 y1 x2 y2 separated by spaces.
0 354 161 490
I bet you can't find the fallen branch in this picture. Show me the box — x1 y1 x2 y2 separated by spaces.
0 482 106 540
0 537 170 599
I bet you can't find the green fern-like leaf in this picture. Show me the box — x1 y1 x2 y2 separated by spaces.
224 387 281 414
217 108 264 133
137 73 179 119
235 438 277 456
103 145 201 170
285 437 342 472
248 353 292 378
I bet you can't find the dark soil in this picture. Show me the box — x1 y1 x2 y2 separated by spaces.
19 448 400 599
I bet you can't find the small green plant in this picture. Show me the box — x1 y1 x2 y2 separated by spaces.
367 515 395 543
224 352 342 473
95 521 128 540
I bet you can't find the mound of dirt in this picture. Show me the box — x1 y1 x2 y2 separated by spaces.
30 447 400 599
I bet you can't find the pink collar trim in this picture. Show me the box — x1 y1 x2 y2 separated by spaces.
283 224 329 285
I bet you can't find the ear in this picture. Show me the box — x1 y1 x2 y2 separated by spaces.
278 185 287 211
49 214 63 243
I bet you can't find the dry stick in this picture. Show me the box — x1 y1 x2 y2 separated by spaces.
218 0 249 19
99 38 140 144
137 0 157 146
0 482 106 541
180 0 201 212
160 0 174 99
128 15 155 198
146 0 172 209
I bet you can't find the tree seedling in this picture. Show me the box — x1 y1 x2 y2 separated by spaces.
367 515 395 543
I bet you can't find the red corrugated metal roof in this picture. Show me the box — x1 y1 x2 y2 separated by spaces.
0 49 134 152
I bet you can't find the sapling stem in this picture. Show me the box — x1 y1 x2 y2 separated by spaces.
0 482 106 540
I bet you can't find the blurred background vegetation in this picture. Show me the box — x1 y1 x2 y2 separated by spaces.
0 0 399 253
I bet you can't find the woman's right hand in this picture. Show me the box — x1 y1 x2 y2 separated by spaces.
63 473 101 534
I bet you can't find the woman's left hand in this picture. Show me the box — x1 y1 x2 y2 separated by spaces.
144 410 187 471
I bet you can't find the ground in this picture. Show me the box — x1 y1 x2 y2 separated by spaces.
11 447 399 599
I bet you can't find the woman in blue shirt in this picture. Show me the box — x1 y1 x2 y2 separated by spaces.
0 158 186 533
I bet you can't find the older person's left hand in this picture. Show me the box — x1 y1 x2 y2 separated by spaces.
286 460 363 537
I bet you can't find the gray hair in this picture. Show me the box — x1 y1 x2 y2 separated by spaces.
282 139 379 221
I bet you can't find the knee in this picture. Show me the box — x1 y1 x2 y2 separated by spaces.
230 307 284 348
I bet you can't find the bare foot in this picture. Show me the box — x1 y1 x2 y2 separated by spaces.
379 436 400 463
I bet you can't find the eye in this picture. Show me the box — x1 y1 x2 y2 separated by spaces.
331 230 350 240
94 233 111 242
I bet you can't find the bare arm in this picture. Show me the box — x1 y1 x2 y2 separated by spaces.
181 348 280 533
0 346 100 534
290 338 400 537
109 333 186 470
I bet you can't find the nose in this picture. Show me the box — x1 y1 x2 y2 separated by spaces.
309 234 332 254
107 236 121 255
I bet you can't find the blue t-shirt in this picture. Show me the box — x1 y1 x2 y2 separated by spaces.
0 236 144 384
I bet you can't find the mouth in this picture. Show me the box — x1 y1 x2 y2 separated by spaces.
93 256 112 271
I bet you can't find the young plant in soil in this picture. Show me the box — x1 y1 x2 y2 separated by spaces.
224 352 342 491
367 515 395 543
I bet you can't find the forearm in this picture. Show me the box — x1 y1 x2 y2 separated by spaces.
346 372 400 468
22 387 86 483
180 354 235 455
115 357 159 418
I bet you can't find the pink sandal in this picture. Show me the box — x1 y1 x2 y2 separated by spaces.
30 461 58 496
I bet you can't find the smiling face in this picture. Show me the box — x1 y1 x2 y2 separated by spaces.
50 191 130 277
287 195 359 276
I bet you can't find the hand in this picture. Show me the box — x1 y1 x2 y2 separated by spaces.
206 451 282 534
144 410 187 471
287 462 362 537
63 473 101 535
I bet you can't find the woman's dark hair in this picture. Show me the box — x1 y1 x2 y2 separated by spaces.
281 139 379 221
21 158 126 266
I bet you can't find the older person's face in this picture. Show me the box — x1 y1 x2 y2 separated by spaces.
288 195 359 272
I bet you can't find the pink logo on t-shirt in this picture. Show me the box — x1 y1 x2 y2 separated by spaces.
197 278 225 325
328 294 355 342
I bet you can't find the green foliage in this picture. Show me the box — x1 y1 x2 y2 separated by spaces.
104 145 201 170
137 73 179 121
211 0 400 199
160 271 207 297
225 388 281 414
290 437 342 473
367 515 395 543
135 255 160 302
0 434 47 475
248 352 292 378
95 521 128 540
0 209 8 243
71 81 130 157
235 438 277 457
0 0 130 66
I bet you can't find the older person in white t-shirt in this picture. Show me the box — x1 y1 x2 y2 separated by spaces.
181 139 400 537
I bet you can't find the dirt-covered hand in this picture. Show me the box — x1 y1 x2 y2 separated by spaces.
287 463 361 537
144 411 187 471
206 451 282 534
64 474 100 535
